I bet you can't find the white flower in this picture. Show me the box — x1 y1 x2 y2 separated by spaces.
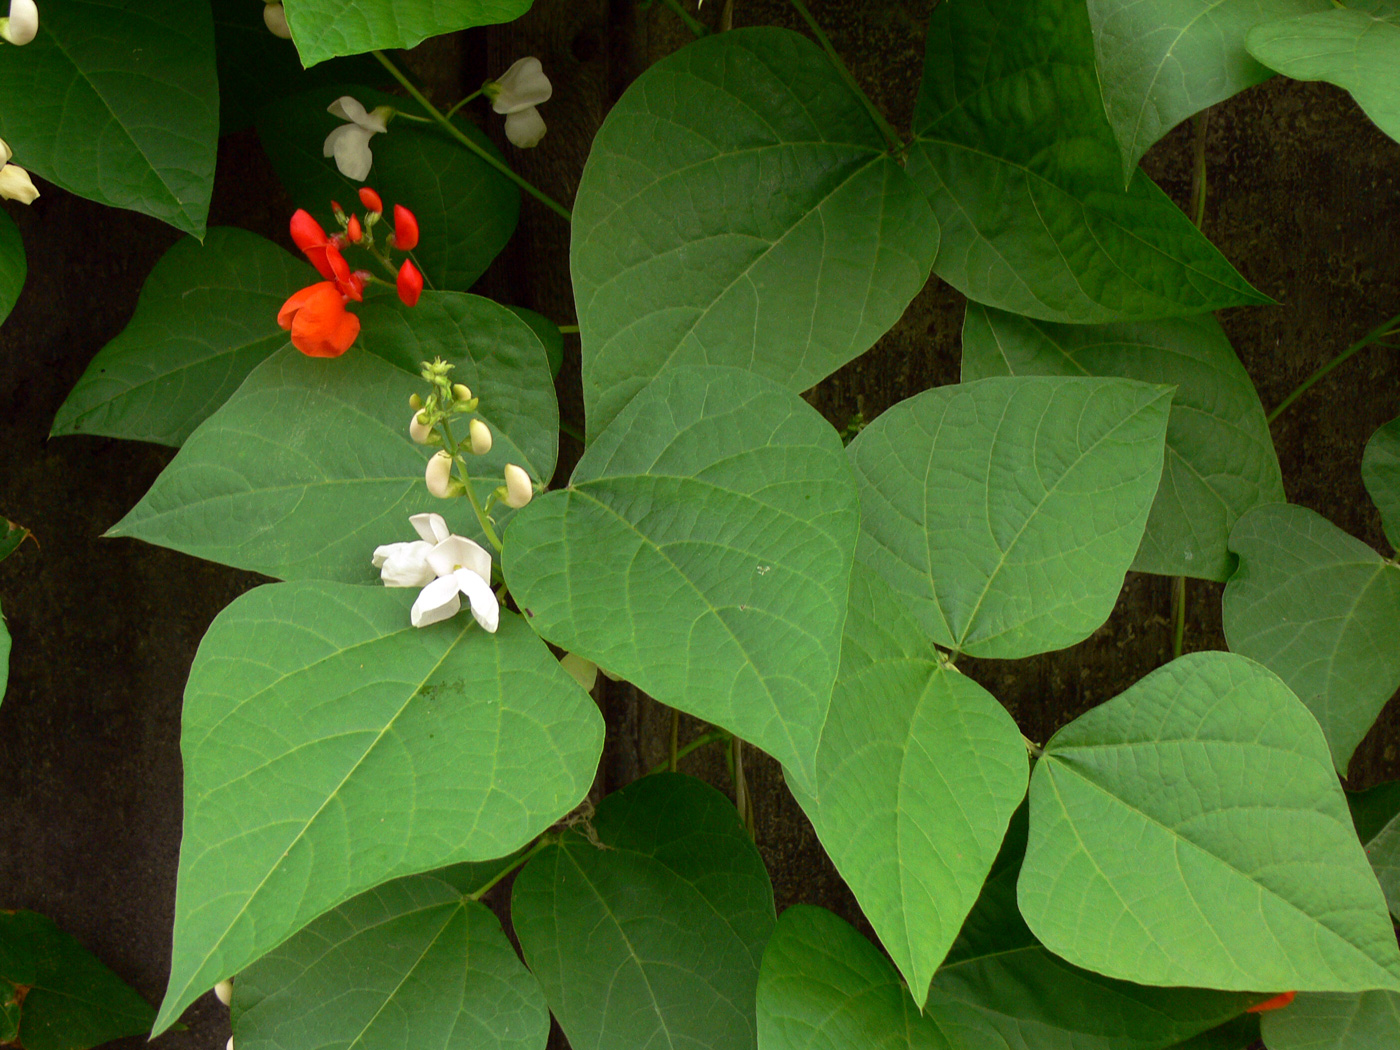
503 464 534 509
0 139 10 167
504 108 547 149
0 163 37 204
489 58 551 148
323 97 390 182
374 514 499 633
263 2 291 40
0 0 37 45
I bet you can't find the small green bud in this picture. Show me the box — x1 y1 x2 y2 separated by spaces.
409 393 423 410
452 383 472 402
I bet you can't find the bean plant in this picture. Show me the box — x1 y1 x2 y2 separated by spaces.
2 1 1400 1049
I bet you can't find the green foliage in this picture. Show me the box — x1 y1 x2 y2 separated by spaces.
258 86 519 293
849 376 1171 658
0 0 218 235
1168 1016 1260 1050
1019 652 1400 993
234 870 549 1050
0 210 24 326
1247 1 1400 145
571 27 938 437
961 306 1282 580
281 0 534 67
51 229 314 447
154 584 603 1034
1223 503 1400 774
1259 991 1400 1049
513 774 776 1050
1363 416 1400 548
505 366 858 790
0 599 7 705
0 911 156 1050
1347 780 1400 919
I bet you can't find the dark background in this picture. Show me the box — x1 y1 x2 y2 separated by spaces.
2 2 1398 1048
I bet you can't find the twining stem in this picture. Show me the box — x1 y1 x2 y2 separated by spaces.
786 0 905 153
658 0 710 36
468 836 553 899
669 709 680 773
438 416 504 552
1188 111 1209 229
732 736 755 835
372 50 573 223
1267 311 1400 424
648 728 732 775
1172 576 1187 660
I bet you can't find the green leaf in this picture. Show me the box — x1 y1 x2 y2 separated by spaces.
154 583 603 1035
961 305 1282 581
1167 1016 1260 1050
1018 651 1400 993
789 571 1027 1006
572 27 938 438
1223 502 1400 774
504 366 858 791
513 774 776 1050
848 376 1171 659
1087 0 1329 179
0 518 32 563
258 86 519 293
1346 781 1400 920
0 0 218 236
910 0 1268 323
233 871 548 1050
1259 991 1400 1049
109 290 556 580
506 306 563 380
0 910 156 1050
0 210 25 326
0 599 8 707
1247 3 1400 145
51 229 315 447
281 0 533 68
1363 416 1400 549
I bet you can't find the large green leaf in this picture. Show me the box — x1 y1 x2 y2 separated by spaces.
0 210 24 326
154 583 603 1034
0 910 156 1050
1247 2 1400 145
788 571 1027 1006
233 870 548 1050
1259 991 1400 1049
1087 0 1329 179
910 0 1268 323
572 27 938 438
1347 781 1400 919
52 229 314 447
1168 1017 1260 1050
0 0 218 235
109 291 555 580
1018 651 1400 993
281 0 533 68
504 366 858 790
961 305 1282 581
259 86 519 293
513 774 776 1050
0 598 8 707
849 376 1171 659
1363 416 1400 549
1223 502 1400 774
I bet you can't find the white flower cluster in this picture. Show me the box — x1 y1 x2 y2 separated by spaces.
373 513 500 631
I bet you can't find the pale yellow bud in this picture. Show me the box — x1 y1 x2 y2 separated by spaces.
559 652 597 692
469 418 493 455
263 2 292 39
425 450 457 498
503 464 533 508
409 411 433 444
214 979 233 1007
452 383 472 402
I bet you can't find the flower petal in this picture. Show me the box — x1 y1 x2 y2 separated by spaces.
493 58 552 114
323 125 376 182
427 536 492 582
374 540 435 587
327 96 370 126
454 568 500 633
410 513 450 545
410 575 462 628
503 107 547 149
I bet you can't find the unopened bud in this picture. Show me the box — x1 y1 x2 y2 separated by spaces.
425 450 458 498
409 393 423 410
263 2 291 40
503 464 533 508
409 411 433 444
469 419 493 455
560 653 598 692
452 383 472 402
214 979 233 1007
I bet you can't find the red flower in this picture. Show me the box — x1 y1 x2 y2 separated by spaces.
358 187 383 214
397 259 423 307
1247 991 1296 1014
278 282 361 358
392 204 419 251
289 209 362 301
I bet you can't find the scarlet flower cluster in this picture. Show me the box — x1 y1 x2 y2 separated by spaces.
277 187 425 358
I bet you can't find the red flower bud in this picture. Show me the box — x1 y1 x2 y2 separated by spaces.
330 200 346 221
1247 991 1296 1014
392 204 419 251
347 214 362 243
277 282 361 358
358 187 383 214
397 259 423 307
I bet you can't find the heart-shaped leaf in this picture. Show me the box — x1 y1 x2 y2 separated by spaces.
910 0 1268 322
153 584 603 1034
0 210 24 326
1223 502 1400 774
1019 651 1400 993
1363 417 1400 549
1347 781 1400 920
0 0 218 235
233 869 549 1050
504 366 858 790
788 571 1027 1006
1259 990 1400 1049
849 376 1171 659
961 305 1282 581
572 27 938 437
259 86 519 293
281 0 534 67
51 229 315 447
513 774 776 1050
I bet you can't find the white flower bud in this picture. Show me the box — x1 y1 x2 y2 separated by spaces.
263 2 291 39
409 410 433 444
227 1038 234 1050
0 139 11 168
503 464 533 508
0 164 38 204
214 979 233 1006
452 383 472 402
0 0 38 45
469 418 493 455
425 450 457 498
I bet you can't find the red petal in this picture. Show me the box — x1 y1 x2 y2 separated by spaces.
347 215 362 243
277 282 334 330
392 204 419 251
397 259 423 307
286 282 358 358
289 209 329 252
358 187 383 214
1247 991 1296 1014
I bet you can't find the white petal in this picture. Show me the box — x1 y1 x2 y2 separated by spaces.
409 513 450 545
0 164 38 204
427 536 492 583
492 57 552 114
324 125 376 181
411 576 462 628
4 0 37 45
375 541 435 587
0 139 11 168
454 569 500 633
214 979 233 1007
504 107 546 149
328 96 370 125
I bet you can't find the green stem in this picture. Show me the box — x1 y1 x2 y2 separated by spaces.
1172 576 1186 660
558 325 580 335
669 709 680 773
787 0 904 153
372 50 573 223
649 729 731 775
444 88 484 121
658 0 709 36
1022 733 1043 759
1188 111 1209 229
1267 311 1400 424
468 836 552 899
439 416 504 552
